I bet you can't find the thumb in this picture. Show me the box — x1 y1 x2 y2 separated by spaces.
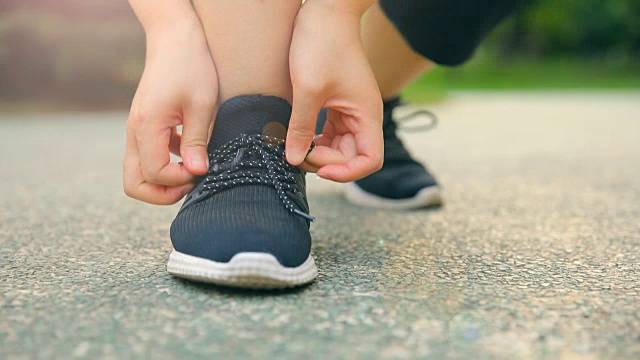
181 102 215 176
287 92 324 166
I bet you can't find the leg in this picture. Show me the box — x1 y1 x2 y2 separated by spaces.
193 0 300 103
364 0 530 100
361 3 434 101
168 1 317 289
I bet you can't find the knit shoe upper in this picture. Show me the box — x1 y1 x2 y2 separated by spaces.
170 95 313 268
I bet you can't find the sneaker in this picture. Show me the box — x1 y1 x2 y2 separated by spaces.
168 95 317 289
317 97 442 210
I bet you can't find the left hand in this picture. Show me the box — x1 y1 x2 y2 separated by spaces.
286 0 383 182
123 19 218 205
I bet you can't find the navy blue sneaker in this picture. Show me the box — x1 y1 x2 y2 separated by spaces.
168 95 317 288
317 97 442 209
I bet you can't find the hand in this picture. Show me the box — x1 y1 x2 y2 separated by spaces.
286 0 383 182
124 21 218 205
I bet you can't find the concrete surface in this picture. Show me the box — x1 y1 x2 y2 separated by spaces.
1 92 639 359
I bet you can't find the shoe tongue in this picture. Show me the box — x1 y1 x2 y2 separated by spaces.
208 95 292 152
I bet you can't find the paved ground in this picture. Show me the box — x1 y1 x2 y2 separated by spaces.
1 92 639 359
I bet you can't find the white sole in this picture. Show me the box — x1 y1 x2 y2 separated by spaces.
344 182 443 210
167 250 317 289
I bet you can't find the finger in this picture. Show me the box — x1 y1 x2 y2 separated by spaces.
287 90 324 166
318 115 383 182
169 127 182 157
131 181 194 205
317 154 381 183
304 144 349 169
136 122 195 186
325 108 346 135
297 162 320 173
312 133 333 148
123 143 194 205
181 99 216 176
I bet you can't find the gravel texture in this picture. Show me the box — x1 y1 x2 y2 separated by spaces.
1 92 639 359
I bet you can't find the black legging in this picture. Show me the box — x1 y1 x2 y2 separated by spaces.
380 0 530 66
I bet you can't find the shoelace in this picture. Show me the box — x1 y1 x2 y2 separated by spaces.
200 134 315 222
395 109 438 133
382 108 437 141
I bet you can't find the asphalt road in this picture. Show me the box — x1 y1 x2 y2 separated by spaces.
1 92 639 359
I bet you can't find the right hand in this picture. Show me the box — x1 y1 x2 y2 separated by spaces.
286 0 383 182
124 22 218 205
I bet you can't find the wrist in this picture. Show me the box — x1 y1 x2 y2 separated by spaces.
145 17 203 49
130 0 204 46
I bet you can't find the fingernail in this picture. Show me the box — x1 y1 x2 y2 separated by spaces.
191 156 206 170
286 151 302 165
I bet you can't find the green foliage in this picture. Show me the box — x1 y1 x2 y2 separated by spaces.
494 0 640 60
404 57 640 104
400 0 640 103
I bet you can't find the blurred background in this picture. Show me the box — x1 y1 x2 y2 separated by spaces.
2 3 640 358
0 0 639 112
